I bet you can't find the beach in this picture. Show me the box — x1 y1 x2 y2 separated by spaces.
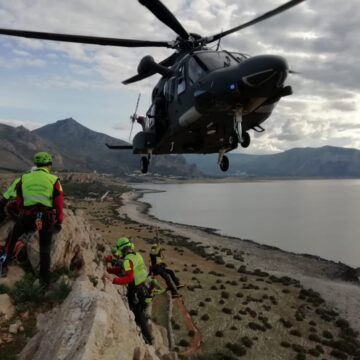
118 189 360 334
70 181 360 358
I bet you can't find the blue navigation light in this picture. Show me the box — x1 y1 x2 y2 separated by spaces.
229 83 236 91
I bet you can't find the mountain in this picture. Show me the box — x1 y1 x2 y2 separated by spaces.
186 146 360 177
2 119 359 178
0 118 200 177
0 124 55 171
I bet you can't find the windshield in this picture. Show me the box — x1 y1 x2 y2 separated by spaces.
188 56 207 84
195 51 237 71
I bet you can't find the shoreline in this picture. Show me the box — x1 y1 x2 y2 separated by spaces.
119 188 360 333
130 187 358 274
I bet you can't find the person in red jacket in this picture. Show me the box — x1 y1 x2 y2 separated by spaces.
1 152 63 288
104 237 153 344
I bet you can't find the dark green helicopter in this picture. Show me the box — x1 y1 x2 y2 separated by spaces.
0 0 305 173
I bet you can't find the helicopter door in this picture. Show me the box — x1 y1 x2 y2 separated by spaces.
164 77 176 103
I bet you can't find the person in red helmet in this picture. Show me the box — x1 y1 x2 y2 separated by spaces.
1 152 63 287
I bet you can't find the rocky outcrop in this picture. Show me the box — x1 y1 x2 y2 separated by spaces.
0 294 15 321
19 279 164 360
1 208 174 360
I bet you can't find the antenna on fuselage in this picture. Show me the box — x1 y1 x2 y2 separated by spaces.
216 29 223 51
129 93 141 141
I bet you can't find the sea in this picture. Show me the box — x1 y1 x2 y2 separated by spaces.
133 180 360 268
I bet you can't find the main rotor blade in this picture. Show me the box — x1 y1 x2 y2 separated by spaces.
205 0 306 44
123 52 178 85
0 28 173 48
139 0 189 39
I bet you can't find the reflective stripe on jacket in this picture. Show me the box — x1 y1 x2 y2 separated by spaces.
21 168 59 208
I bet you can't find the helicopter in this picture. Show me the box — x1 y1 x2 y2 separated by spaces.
0 0 305 174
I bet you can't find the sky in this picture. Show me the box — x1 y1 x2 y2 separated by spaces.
0 0 359 154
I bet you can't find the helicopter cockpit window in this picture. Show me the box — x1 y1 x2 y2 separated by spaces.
196 51 237 71
188 57 207 84
177 66 186 95
230 52 250 63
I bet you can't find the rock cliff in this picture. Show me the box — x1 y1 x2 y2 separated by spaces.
0 209 175 360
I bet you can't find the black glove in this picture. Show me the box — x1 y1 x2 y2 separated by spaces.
54 222 62 233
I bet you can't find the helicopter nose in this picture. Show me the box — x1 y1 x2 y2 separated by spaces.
238 55 288 90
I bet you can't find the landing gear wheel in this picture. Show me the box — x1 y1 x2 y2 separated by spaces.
219 155 229 172
140 156 149 174
240 132 251 148
228 133 238 147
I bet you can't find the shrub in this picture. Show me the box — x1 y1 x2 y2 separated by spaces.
225 263 235 269
279 318 292 328
308 348 321 357
189 309 198 316
10 274 43 305
295 310 305 321
292 344 306 353
222 307 232 315
280 341 291 348
241 336 253 348
248 322 266 332
289 329 301 337
221 291 230 299
308 334 321 342
226 343 247 356
179 339 190 347
205 297 212 302
201 314 210 321
0 283 9 294
198 301 205 307
330 350 347 359
322 330 333 339
48 280 72 303
188 330 195 337
215 331 224 337
88 275 98 287
96 243 105 252
335 319 349 329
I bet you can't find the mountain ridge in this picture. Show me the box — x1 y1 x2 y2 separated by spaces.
0 118 201 176
186 145 360 177
1 118 360 177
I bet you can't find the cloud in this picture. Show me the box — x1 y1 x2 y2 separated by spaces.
0 0 359 154
0 118 43 130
